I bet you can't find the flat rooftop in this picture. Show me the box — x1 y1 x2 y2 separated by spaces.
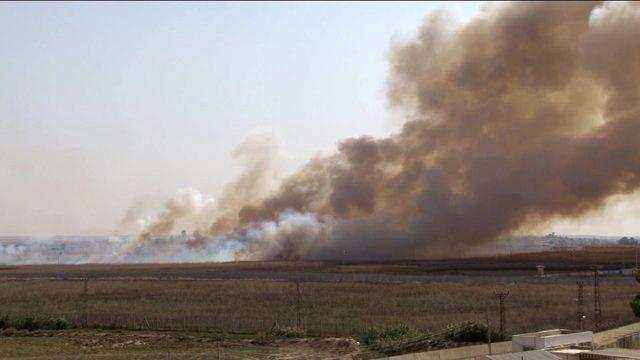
517 330 587 338
586 348 640 360
551 349 590 355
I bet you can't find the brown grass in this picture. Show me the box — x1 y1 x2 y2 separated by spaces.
1 246 636 279
0 278 636 338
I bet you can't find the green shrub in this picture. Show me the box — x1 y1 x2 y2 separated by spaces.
47 318 69 330
252 332 275 345
0 316 69 331
362 324 436 355
19 317 40 330
631 295 640 318
270 325 306 338
363 324 412 346
445 321 502 342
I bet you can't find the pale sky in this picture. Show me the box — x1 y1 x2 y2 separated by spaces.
0 2 638 237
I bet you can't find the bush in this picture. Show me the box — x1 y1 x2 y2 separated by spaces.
445 321 502 342
363 324 412 346
252 332 275 345
0 316 69 331
631 295 640 318
619 237 637 246
47 318 69 330
19 317 40 331
269 325 306 338
362 324 436 355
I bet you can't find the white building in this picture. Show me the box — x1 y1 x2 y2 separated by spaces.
512 329 594 352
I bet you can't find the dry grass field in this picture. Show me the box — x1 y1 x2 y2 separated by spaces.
0 277 636 338
2 247 639 358
1 245 637 280
0 329 369 359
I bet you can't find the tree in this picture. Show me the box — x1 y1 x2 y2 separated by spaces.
619 237 637 246
631 272 640 317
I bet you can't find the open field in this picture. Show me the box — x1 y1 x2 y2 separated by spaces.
1 246 637 280
0 277 636 338
1 246 639 358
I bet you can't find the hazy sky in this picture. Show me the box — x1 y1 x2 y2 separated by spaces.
1 2 638 237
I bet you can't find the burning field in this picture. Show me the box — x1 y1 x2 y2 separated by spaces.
1 247 639 358
1 3 639 265
113 2 640 263
1 247 638 337
3 2 640 359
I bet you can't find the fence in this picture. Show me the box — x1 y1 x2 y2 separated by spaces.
0 277 636 338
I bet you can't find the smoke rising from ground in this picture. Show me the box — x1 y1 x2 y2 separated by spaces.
119 2 640 261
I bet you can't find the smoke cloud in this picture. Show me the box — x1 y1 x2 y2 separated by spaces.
115 2 640 261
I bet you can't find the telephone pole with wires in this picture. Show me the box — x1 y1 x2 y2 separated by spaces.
593 268 602 331
576 281 585 330
494 291 509 340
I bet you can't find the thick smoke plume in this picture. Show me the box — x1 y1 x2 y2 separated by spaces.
130 2 640 261
132 135 278 243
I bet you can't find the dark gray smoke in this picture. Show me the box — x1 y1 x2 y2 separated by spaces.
135 2 640 261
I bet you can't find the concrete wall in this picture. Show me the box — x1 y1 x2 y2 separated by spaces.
544 333 593 349
606 333 640 349
594 323 640 348
512 334 536 352
384 341 512 360
512 332 593 352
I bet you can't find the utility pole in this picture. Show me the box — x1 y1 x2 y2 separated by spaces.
494 291 509 340
83 277 89 328
593 268 602 331
635 239 638 271
295 281 301 329
486 306 492 355
576 281 585 330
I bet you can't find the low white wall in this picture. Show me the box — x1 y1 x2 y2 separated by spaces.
384 341 513 360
